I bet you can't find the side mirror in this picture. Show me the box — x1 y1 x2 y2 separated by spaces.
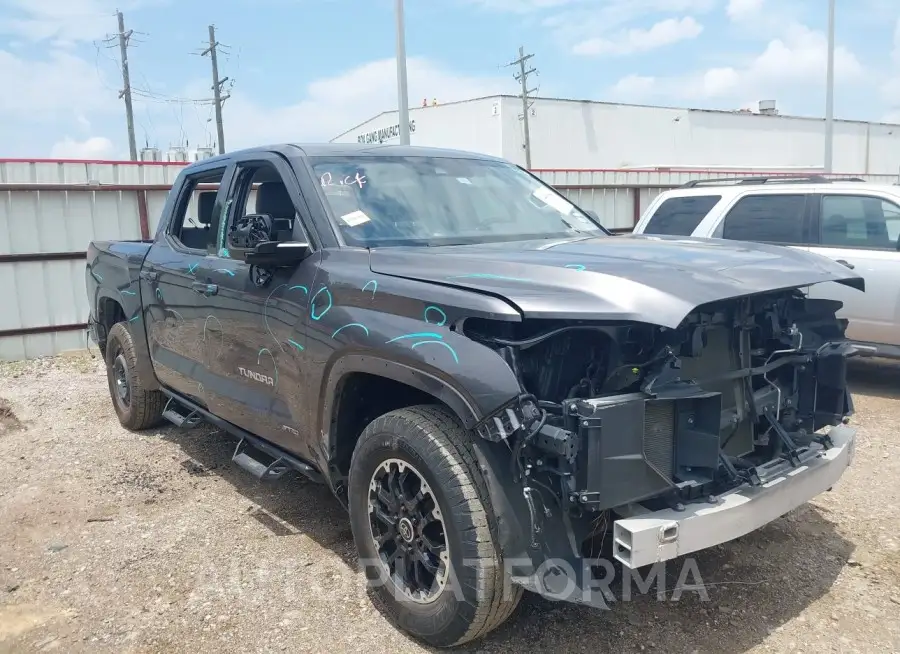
228 213 275 250
244 241 311 268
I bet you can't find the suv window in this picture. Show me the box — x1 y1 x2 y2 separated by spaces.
720 194 806 244
168 168 225 252
820 194 900 250
644 195 721 235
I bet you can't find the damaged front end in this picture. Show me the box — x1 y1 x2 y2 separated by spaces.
464 290 859 606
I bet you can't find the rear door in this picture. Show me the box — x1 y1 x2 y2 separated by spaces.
195 151 322 456
142 164 233 400
708 192 811 248
806 192 900 348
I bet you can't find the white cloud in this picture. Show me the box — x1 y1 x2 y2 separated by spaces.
216 57 511 149
609 23 865 107
726 0 764 21
50 136 116 159
572 16 703 56
0 0 163 44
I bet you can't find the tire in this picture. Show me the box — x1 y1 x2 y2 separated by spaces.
104 322 165 431
348 404 523 648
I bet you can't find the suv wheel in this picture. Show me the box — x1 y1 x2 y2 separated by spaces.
104 322 164 430
348 405 522 647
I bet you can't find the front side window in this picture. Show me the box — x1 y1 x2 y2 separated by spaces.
720 194 806 245
820 194 900 250
643 195 721 236
308 156 606 247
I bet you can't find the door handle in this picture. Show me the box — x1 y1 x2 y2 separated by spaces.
835 259 855 270
140 269 159 282
192 282 219 296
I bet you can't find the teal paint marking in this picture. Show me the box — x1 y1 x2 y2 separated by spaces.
129 314 140 322
218 248 230 258
215 268 236 276
447 273 531 282
121 290 136 296
287 339 304 352
155 288 163 301
310 286 333 321
188 262 199 274
564 264 586 271
288 285 309 295
387 332 443 343
332 323 370 339
362 280 378 297
424 305 447 326
90 270 103 282
411 340 459 364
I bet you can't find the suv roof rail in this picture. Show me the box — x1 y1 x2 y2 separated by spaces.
678 175 867 188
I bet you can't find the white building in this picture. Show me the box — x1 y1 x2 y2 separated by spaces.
331 95 900 176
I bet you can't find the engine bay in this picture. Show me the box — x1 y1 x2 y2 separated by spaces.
464 290 856 526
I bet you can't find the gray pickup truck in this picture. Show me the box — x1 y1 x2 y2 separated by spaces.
86 143 860 647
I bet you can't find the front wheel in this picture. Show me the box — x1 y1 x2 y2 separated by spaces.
348 405 522 647
104 322 164 431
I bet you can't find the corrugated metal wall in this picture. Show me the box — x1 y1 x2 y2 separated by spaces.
2 159 897 360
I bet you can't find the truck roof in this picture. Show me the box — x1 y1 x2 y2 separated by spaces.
188 143 506 170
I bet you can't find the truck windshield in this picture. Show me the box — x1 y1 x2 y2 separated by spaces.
308 156 606 247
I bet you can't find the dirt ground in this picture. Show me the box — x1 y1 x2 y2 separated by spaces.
0 353 898 654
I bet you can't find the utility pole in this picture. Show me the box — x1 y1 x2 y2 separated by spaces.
395 0 411 145
116 10 138 161
824 0 836 173
202 24 229 154
510 46 537 169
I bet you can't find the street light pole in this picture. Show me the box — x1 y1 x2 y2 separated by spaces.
395 0 411 145
824 0 835 173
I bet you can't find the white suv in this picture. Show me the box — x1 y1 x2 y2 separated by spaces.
632 176 900 358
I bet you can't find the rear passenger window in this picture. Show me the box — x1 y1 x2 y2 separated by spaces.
168 168 226 252
721 194 806 245
644 195 721 235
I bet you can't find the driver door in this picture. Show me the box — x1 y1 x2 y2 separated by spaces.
197 151 322 456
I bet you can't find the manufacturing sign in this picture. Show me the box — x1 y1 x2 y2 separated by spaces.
356 120 417 144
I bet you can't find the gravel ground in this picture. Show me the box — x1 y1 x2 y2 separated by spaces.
0 353 898 653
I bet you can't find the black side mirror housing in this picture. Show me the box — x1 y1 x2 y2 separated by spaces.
244 241 311 268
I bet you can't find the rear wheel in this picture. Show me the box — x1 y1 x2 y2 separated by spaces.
104 322 164 430
348 405 522 647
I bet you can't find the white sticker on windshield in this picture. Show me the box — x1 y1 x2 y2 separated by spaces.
340 210 371 227
456 177 472 185
532 186 574 215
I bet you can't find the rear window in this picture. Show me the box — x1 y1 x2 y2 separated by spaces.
643 195 721 235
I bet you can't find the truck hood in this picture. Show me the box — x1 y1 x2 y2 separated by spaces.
369 234 865 329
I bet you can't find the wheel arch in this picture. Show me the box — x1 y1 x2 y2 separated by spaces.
321 355 482 480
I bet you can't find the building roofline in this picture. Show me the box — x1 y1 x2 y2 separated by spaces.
333 94 899 138
330 94 506 141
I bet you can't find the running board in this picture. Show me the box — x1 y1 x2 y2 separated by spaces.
162 397 204 430
232 439 290 481
159 389 324 485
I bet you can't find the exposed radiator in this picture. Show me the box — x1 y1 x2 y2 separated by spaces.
643 400 675 479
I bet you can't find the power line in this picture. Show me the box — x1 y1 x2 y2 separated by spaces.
507 46 538 169
114 10 138 161
202 24 230 154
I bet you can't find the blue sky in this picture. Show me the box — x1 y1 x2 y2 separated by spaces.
1 0 898 158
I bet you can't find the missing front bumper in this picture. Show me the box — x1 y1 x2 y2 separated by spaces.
611 423 856 569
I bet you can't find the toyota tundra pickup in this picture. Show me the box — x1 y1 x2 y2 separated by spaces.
86 143 862 647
